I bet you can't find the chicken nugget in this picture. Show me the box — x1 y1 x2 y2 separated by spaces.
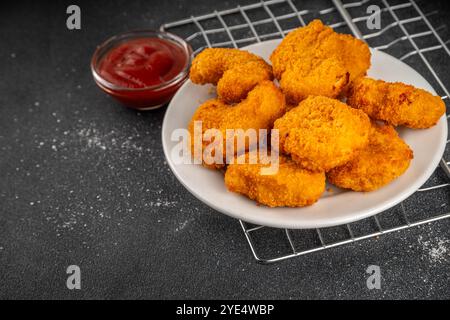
190 48 273 103
225 153 325 207
274 96 370 172
188 81 286 169
328 122 413 191
347 77 446 129
280 57 350 104
270 19 370 104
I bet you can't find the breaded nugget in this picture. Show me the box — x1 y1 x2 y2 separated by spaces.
188 99 228 169
328 122 413 191
270 19 370 104
347 77 446 129
280 57 350 104
225 153 325 207
188 81 286 169
274 96 370 172
189 48 273 103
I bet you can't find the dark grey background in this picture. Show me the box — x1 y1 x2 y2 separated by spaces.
0 0 449 299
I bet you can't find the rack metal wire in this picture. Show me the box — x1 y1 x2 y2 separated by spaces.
161 0 450 263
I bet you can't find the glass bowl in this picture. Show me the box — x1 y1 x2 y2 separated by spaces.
91 30 193 110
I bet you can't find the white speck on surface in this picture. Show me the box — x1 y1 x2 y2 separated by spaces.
11 53 16 58
30 121 154 235
149 200 178 207
175 219 190 232
121 140 142 152
34 101 40 107
57 124 149 154
77 128 107 150
418 235 450 264
61 217 77 229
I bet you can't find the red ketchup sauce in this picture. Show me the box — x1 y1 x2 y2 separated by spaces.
93 35 191 110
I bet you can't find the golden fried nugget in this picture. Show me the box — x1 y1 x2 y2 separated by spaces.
280 58 350 104
347 77 446 129
188 81 286 169
274 96 370 172
328 122 413 191
225 153 325 207
270 19 371 104
189 48 273 103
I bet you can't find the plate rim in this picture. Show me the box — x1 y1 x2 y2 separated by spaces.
162 40 448 229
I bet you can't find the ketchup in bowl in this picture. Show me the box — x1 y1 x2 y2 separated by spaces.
91 31 192 110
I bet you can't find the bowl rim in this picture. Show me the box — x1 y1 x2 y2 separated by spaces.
91 29 193 92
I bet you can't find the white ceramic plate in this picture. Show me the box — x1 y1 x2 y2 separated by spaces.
162 39 448 229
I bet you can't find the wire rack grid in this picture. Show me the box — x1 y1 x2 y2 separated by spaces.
161 0 450 264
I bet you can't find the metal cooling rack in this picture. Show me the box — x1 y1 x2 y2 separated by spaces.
161 0 450 263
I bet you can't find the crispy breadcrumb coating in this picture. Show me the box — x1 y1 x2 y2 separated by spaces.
274 96 371 172
280 57 350 104
188 81 286 169
225 153 325 207
189 48 273 103
328 122 413 191
270 19 370 104
347 77 446 129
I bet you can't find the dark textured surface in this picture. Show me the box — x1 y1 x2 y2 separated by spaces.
0 0 449 299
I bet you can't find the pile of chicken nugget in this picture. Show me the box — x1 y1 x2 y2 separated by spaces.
187 19 446 208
